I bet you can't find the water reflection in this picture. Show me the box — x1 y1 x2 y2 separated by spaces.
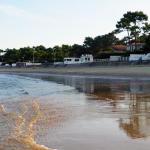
44 76 150 139
119 116 149 139
43 76 150 93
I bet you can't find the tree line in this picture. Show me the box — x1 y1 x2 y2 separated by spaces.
0 11 150 64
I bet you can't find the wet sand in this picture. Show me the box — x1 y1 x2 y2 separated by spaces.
1 65 150 78
1 73 150 150
0 101 57 150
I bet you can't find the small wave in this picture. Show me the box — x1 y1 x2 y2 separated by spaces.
0 102 56 150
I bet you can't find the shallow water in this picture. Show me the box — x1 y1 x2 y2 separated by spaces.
1 74 150 150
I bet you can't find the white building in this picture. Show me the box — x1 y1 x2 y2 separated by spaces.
16 62 42 67
64 54 93 65
127 43 145 52
142 53 150 61
109 56 121 62
129 53 150 62
129 54 144 62
12 63 16 67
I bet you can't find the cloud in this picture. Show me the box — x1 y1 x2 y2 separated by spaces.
0 4 52 23
0 4 26 17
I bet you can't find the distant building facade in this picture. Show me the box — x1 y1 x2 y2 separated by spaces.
64 54 93 65
112 43 145 52
127 43 145 51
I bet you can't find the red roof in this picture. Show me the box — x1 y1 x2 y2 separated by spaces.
112 45 127 51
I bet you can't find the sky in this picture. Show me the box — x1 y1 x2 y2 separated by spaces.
0 0 150 49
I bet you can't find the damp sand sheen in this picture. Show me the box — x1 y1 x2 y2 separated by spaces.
1 74 150 150
0 102 57 150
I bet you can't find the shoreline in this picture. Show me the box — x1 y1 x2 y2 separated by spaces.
0 65 150 80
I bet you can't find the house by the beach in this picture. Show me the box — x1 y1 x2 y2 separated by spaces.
112 43 145 52
127 43 145 51
112 45 127 52
64 54 93 65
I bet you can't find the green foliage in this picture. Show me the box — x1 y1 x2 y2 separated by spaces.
19 47 33 62
4 49 20 64
116 11 149 51
143 23 150 35
144 35 150 52
83 33 118 56
70 44 86 57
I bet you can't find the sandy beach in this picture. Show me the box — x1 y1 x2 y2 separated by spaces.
0 65 150 78
1 67 150 150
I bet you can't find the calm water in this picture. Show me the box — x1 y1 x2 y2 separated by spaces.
1 74 150 150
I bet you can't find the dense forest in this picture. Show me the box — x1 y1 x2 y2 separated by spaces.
0 11 150 64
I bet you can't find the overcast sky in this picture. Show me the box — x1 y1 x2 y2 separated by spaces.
0 0 150 49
